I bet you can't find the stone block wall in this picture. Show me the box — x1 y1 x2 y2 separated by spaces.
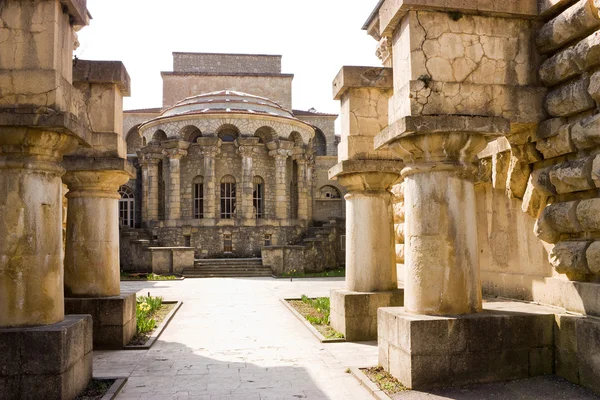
173 53 282 75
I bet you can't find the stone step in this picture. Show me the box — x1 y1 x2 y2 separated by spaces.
183 269 273 278
186 267 271 273
195 258 262 265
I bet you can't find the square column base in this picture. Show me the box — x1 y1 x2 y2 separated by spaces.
0 315 93 400
65 293 136 350
378 306 555 389
330 289 404 341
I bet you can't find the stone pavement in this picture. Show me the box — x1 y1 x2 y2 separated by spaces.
94 277 377 399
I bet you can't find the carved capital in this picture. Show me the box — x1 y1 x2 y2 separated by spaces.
375 36 392 66
162 148 188 160
237 145 256 158
269 148 293 160
200 145 221 157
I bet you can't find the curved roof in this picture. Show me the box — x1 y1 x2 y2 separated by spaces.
161 90 295 119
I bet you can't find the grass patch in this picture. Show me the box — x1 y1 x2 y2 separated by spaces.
75 378 115 400
362 366 407 396
128 296 175 345
121 272 178 281
282 268 345 278
288 295 344 339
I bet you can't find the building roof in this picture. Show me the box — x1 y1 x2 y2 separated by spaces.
292 109 338 117
124 107 162 114
160 90 296 119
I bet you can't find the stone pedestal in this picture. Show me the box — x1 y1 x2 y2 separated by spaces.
330 290 403 341
377 305 554 389
329 161 403 340
64 294 136 350
0 315 93 400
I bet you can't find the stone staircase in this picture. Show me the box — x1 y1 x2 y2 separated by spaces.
182 258 272 278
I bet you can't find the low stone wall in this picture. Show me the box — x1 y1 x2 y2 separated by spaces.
149 247 194 275
262 246 307 275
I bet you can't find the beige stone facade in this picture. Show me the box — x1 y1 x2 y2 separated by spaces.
338 0 600 393
121 53 345 263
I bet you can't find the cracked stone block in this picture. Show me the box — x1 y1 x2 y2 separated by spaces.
545 76 596 117
492 151 510 191
532 166 558 195
550 241 591 275
521 176 548 218
506 155 531 199
549 157 594 194
537 0 600 54
571 113 600 149
593 154 600 187
536 124 575 159
576 199 600 231
586 241 600 274
540 30 600 86
536 118 568 141
535 201 581 243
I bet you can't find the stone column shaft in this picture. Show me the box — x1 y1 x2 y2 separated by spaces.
164 148 187 221
63 169 130 297
270 149 292 220
147 159 161 221
140 163 149 222
339 171 400 292
296 159 309 221
0 129 78 327
203 148 218 219
239 146 254 219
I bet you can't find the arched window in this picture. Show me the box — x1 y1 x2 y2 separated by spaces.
313 129 327 156
193 176 204 219
217 124 240 143
319 185 341 199
182 125 202 143
152 130 167 143
118 186 135 228
253 176 265 219
220 175 236 219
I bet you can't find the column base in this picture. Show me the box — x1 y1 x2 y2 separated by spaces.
65 293 136 350
378 305 554 389
330 289 404 341
0 315 93 400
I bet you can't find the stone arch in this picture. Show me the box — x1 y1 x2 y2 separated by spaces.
151 129 167 143
182 125 202 143
125 125 143 154
216 124 240 143
312 128 327 156
289 131 304 147
318 185 342 199
255 126 276 144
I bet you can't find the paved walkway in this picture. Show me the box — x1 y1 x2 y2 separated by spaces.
94 277 377 399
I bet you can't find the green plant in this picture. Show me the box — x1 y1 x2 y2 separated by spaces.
136 295 163 334
301 295 331 325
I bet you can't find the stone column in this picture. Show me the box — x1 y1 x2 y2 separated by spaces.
268 144 294 220
63 169 131 297
140 145 163 222
294 155 310 221
0 130 79 327
163 142 189 221
0 1 93 397
386 130 491 315
139 155 150 223
198 137 221 220
238 145 255 220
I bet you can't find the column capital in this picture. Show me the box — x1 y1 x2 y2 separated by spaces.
200 145 221 157
162 148 188 160
237 145 257 158
63 169 130 199
269 148 293 160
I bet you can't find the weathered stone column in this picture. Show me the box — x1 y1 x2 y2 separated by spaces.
237 137 260 220
139 145 163 222
63 168 131 297
163 141 189 221
139 155 150 223
328 66 403 341
295 156 310 221
63 60 137 350
198 137 221 220
0 1 93 397
268 141 294 220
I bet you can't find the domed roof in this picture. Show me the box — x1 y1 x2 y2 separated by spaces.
161 90 295 119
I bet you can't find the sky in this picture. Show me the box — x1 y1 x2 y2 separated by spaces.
76 0 382 116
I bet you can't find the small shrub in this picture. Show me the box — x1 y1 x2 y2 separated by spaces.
136 296 163 335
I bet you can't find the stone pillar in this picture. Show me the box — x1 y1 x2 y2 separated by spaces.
268 141 294 220
163 141 189 221
295 157 309 221
386 130 491 315
140 145 163 222
63 169 131 297
0 1 93 397
328 66 403 341
198 137 221 220
63 60 137 350
139 156 150 222
237 137 260 220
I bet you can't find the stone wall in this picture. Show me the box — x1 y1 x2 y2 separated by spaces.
173 53 282 75
162 74 293 110
313 156 346 221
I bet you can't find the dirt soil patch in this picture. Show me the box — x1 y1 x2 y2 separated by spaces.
288 299 343 339
362 366 407 397
128 302 176 345
75 378 116 400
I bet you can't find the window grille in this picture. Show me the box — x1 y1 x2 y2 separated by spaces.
193 176 204 219
253 176 264 219
118 186 135 228
220 175 236 219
